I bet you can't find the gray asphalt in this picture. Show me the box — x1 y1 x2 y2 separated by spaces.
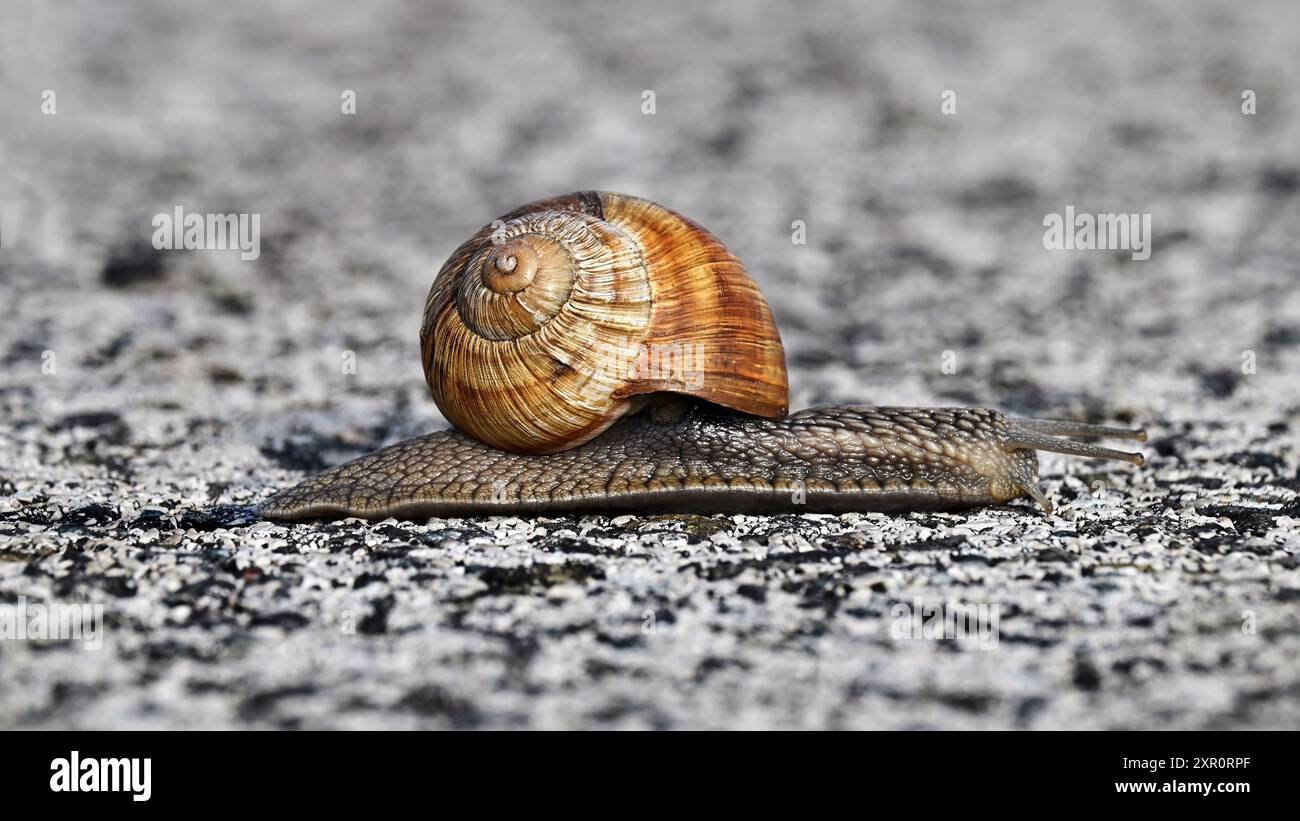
0 0 1297 729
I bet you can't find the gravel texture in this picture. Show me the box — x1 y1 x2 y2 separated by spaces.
1 0 1298 729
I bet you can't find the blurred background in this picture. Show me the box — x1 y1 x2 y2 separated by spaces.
1 0 1297 729
3 0 1297 460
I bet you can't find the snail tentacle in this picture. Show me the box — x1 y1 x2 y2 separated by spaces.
1008 417 1147 442
1002 420 1147 466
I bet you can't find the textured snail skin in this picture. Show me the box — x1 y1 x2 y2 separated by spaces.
258 404 1097 521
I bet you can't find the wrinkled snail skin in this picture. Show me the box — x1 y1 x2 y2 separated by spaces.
259 191 1147 521
257 404 1146 521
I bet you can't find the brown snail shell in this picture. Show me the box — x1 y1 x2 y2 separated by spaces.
419 191 789 454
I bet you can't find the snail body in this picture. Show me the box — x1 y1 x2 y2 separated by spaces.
260 192 1145 521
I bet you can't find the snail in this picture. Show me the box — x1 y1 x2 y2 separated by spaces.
259 191 1145 521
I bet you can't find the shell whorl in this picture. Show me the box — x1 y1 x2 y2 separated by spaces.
421 191 789 454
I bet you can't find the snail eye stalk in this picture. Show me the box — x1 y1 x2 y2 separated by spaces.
1003 418 1147 466
1001 417 1147 515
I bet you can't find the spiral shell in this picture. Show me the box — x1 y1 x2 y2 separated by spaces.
420 191 788 454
